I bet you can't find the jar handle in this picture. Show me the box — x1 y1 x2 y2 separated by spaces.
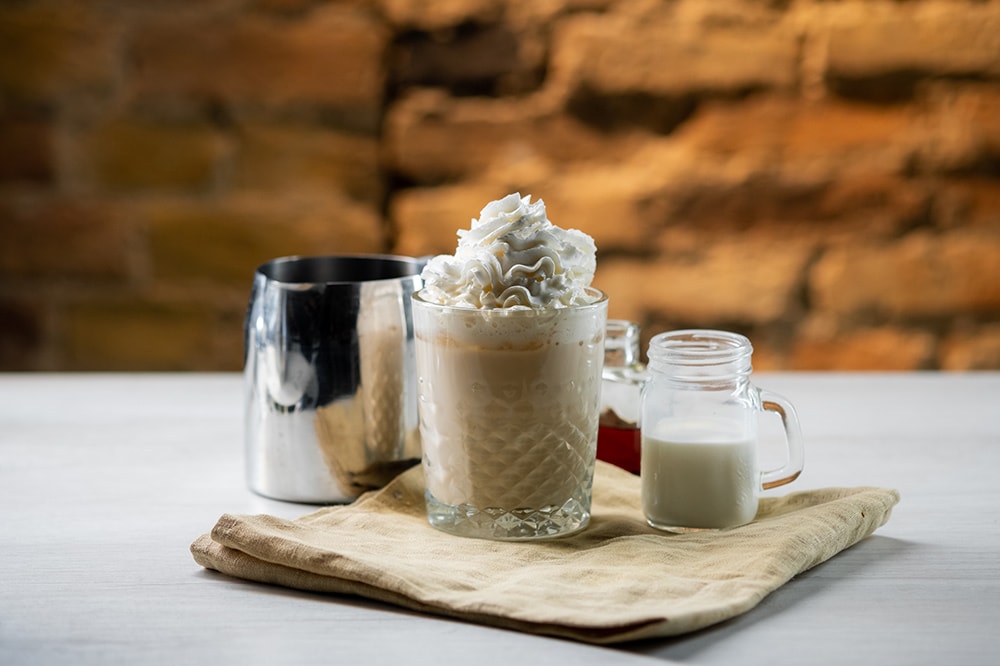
758 389 805 490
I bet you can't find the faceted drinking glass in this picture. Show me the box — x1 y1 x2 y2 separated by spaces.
413 289 608 540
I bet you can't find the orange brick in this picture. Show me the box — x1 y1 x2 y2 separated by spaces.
936 178 1000 230
146 195 386 287
391 21 541 94
0 113 54 183
390 183 506 258
384 90 635 184
533 170 659 253
0 4 116 102
593 238 812 326
132 5 388 120
233 122 382 203
82 118 226 192
0 197 132 279
551 8 797 96
0 298 45 371
642 170 927 246
252 0 322 12
941 324 1000 370
206 307 249 371
62 298 220 371
918 83 1000 173
379 0 501 30
790 325 935 371
810 230 1000 319
674 97 919 179
827 2 1000 78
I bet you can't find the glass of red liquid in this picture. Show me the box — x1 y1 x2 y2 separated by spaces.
598 320 648 474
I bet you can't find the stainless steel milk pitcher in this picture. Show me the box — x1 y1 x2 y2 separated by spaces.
244 255 424 503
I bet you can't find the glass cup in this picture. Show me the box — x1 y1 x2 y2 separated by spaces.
640 329 804 532
598 320 648 474
412 288 608 540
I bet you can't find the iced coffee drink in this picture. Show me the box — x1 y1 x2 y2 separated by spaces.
413 193 607 540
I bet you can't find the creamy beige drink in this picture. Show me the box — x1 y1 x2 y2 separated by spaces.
414 193 606 540
415 298 605 511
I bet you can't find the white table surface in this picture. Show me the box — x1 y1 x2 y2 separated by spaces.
2 372 998 665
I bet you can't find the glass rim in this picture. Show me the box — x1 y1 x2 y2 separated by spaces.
605 319 640 336
412 286 608 314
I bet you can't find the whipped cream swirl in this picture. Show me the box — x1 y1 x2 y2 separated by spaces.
420 193 598 309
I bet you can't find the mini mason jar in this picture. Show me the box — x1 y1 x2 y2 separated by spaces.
640 329 804 532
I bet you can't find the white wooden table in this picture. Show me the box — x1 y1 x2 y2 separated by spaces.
2 373 998 665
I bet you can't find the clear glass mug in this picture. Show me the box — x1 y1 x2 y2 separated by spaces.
640 329 804 532
412 288 608 540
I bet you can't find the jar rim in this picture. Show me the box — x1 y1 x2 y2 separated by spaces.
648 329 752 366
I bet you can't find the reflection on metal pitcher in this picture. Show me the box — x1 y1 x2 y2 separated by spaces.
244 255 424 503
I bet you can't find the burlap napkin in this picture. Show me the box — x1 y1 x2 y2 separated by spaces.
191 461 899 644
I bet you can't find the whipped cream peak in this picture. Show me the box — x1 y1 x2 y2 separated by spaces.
420 193 598 309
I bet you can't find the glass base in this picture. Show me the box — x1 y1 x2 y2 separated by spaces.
646 520 720 534
645 517 747 533
425 490 590 541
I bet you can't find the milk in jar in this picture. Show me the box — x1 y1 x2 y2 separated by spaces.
641 419 759 530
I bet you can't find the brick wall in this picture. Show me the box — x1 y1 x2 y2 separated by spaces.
2 0 999 371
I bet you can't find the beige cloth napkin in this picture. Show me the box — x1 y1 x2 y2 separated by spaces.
191 462 899 644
